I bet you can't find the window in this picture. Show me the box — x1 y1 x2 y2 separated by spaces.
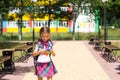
23 21 29 27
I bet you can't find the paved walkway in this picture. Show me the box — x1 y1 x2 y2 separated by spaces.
1 41 112 80
85 41 120 80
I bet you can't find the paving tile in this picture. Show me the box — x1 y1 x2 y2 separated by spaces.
1 41 117 80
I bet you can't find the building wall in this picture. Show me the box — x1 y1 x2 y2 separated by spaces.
2 19 68 33
3 11 96 33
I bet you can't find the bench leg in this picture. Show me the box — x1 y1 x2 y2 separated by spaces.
4 60 15 74
0 63 4 74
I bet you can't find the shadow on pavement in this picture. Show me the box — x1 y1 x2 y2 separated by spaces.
0 66 34 79
13 66 34 75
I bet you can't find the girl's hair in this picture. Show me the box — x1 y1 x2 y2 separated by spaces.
39 27 50 35
39 27 52 42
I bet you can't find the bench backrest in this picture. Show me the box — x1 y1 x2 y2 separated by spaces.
105 42 111 45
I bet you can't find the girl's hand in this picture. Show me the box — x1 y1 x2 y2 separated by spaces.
40 49 49 55
50 50 56 57
41 49 46 54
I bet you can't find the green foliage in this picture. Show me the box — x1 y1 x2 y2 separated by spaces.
110 17 120 28
0 34 18 41
52 33 72 40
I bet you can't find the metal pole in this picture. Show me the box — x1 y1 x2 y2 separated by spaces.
32 1 35 47
98 25 101 40
72 15 75 40
72 5 75 40
0 14 2 35
104 2 107 43
48 0 51 28
78 25 79 40
18 0 23 41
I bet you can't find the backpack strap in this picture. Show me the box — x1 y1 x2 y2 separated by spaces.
34 40 53 61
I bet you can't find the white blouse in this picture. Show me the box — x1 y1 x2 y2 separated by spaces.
34 43 51 63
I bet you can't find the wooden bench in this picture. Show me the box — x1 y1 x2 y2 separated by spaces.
15 45 33 52
0 56 11 71
101 42 111 53
94 40 104 51
102 43 120 62
0 42 33 73
0 49 15 74
14 43 33 62
89 35 96 45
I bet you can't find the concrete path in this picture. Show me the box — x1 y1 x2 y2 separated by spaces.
23 41 111 80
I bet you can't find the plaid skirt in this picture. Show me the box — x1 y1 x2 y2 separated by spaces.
34 61 57 77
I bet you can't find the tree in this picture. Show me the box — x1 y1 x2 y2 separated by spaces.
0 0 70 39
87 0 120 27
68 0 84 40
70 0 120 26
0 0 13 34
107 0 120 27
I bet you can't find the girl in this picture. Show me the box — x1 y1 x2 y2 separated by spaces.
33 27 57 80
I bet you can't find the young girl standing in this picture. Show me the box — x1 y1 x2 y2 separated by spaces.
33 27 57 80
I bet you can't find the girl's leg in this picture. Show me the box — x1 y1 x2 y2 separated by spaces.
47 76 52 80
38 77 43 80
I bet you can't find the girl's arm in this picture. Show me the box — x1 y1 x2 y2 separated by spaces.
48 41 56 56
32 45 45 56
50 49 56 56
33 50 41 57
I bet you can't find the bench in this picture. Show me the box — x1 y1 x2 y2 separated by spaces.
0 42 33 74
15 45 33 52
101 42 120 62
0 49 15 74
14 43 33 62
88 35 96 44
0 56 11 72
94 40 104 51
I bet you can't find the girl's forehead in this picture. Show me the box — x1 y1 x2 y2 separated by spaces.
41 33 50 36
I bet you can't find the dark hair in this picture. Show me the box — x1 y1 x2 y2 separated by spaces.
39 27 50 35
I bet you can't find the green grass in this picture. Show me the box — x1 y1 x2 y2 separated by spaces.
0 27 120 41
0 32 97 41
101 27 120 38
111 42 120 58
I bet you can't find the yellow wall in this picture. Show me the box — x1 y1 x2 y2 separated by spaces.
6 27 68 33
35 27 68 32
7 28 18 33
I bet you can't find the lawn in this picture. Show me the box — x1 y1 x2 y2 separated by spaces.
0 27 120 41
0 27 120 61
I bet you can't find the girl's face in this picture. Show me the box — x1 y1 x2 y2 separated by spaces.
41 33 50 42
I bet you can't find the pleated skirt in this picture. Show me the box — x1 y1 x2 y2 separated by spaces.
34 61 57 77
